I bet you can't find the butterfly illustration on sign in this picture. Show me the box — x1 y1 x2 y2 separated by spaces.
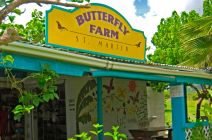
128 92 140 105
56 21 68 31
103 78 115 93
135 42 141 48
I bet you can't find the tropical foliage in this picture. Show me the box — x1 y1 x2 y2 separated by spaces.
69 124 127 140
179 0 212 68
149 0 212 68
149 0 212 120
148 10 200 65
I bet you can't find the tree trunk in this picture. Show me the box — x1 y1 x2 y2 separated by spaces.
196 97 204 120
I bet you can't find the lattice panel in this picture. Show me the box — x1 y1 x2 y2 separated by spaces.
185 129 192 140
203 126 211 139
185 126 211 140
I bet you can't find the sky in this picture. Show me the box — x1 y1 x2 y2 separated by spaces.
14 0 204 54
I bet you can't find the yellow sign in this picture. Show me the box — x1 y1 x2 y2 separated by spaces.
46 4 146 61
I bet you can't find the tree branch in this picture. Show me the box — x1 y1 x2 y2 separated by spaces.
0 28 24 45
34 0 90 8
188 84 201 97
0 0 90 24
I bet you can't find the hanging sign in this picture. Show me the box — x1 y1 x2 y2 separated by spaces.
46 3 146 61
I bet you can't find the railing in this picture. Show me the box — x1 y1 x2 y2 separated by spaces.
184 122 211 140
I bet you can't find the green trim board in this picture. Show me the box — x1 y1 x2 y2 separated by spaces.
45 3 147 62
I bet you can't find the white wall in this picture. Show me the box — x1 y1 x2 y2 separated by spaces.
147 87 165 128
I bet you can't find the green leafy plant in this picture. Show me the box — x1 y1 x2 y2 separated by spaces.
0 52 59 121
68 124 103 140
202 103 212 123
104 126 127 140
190 120 211 140
190 124 209 140
12 65 59 121
23 9 45 44
68 124 127 140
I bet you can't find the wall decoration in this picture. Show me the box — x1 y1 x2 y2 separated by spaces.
128 80 136 92
76 79 97 134
103 78 115 93
102 78 148 131
117 87 127 101
74 77 148 135
128 92 140 105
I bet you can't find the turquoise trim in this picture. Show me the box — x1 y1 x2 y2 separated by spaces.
184 122 209 129
0 53 91 76
171 84 186 140
45 3 147 62
92 70 212 85
92 70 176 82
184 85 188 123
97 77 104 140
176 76 212 85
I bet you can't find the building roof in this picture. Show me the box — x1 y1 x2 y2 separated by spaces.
0 41 211 84
19 42 211 71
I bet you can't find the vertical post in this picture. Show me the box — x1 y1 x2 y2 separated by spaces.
170 83 186 140
97 77 104 140
65 78 77 138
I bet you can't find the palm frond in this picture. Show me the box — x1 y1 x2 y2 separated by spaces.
179 16 212 68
